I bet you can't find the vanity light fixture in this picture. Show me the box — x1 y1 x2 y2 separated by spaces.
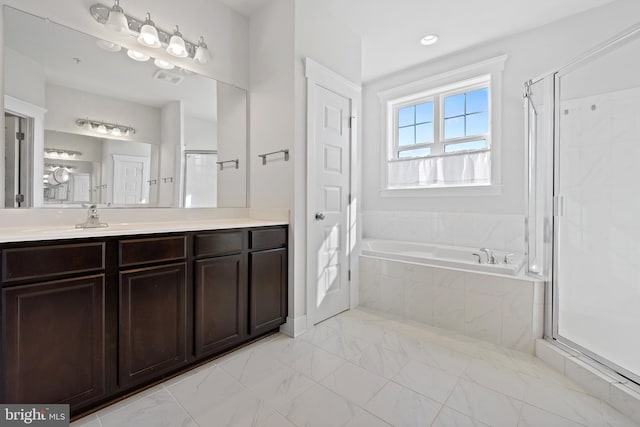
167 26 188 58
194 36 212 64
90 2 212 64
75 118 136 137
137 13 161 48
104 0 129 33
44 148 82 158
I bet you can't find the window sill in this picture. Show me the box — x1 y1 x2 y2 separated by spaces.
380 183 502 198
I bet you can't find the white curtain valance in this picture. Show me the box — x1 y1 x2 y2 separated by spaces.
388 151 491 188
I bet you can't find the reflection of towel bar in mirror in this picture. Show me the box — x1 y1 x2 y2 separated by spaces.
147 179 157 185
162 177 173 183
216 159 239 170
258 149 289 165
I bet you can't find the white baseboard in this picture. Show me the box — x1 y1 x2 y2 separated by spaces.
279 315 308 338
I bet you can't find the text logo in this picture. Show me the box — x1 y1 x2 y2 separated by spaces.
0 405 69 427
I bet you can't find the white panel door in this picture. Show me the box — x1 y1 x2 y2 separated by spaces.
113 159 144 204
310 85 351 324
69 173 91 203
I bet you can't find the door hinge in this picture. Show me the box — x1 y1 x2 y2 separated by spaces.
16 131 25 141
349 116 355 129
348 270 351 281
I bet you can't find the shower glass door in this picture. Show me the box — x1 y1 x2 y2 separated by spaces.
554 26 640 382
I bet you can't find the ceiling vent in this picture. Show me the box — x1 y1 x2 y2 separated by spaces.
152 69 184 85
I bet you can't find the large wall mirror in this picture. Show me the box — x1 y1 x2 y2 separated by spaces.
3 6 247 208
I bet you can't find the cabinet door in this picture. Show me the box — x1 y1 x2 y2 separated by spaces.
2 275 106 410
249 248 287 336
119 263 188 388
194 254 246 357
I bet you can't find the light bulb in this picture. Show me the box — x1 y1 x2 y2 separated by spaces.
194 36 211 64
137 13 161 48
111 127 122 137
127 49 150 62
167 26 188 58
96 124 108 134
154 58 175 70
105 0 129 33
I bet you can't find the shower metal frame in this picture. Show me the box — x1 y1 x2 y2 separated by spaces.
530 21 640 386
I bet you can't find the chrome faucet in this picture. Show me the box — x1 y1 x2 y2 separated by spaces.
479 248 497 264
76 204 108 229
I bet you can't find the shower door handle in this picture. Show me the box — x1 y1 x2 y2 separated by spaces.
315 212 325 221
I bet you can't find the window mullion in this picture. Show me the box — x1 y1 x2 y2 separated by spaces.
431 94 444 156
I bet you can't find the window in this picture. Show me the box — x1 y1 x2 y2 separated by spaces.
379 55 506 194
392 80 490 160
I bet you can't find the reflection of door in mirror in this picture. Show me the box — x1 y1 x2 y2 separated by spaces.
184 151 217 208
112 154 150 204
4 113 30 207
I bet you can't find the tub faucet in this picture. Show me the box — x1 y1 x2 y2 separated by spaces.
479 248 497 264
76 204 108 229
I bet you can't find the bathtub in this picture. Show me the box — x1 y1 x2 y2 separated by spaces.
358 239 543 353
360 239 525 277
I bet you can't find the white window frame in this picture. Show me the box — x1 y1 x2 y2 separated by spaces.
378 55 507 197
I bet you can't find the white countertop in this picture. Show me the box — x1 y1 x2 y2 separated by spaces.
0 218 288 243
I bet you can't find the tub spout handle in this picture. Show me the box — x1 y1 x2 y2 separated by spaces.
504 254 514 264
472 253 483 264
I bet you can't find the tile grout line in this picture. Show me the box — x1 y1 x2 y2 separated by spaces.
162 383 203 427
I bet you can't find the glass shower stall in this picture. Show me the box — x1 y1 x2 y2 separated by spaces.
526 24 640 383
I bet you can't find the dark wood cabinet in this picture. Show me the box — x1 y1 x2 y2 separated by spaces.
2 275 106 411
249 248 287 336
0 225 287 418
119 263 188 388
194 254 246 357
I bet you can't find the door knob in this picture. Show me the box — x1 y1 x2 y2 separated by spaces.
315 212 325 221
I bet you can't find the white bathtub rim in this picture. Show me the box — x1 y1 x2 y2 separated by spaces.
360 238 534 281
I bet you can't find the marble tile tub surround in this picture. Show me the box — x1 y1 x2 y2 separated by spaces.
71 308 638 427
362 210 525 253
359 256 544 354
536 339 640 425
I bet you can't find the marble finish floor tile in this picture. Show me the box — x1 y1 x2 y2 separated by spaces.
71 308 639 427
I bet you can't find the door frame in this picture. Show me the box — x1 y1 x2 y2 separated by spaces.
305 57 361 327
4 95 47 207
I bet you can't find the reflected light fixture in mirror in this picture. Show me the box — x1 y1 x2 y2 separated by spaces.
127 49 150 61
154 58 175 70
91 2 211 64
104 0 128 33
75 118 136 137
96 39 121 52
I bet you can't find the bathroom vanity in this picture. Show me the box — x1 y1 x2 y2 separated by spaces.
0 221 287 417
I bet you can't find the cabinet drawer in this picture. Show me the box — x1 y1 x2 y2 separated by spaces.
194 231 243 257
2 242 105 283
119 236 186 268
249 227 286 251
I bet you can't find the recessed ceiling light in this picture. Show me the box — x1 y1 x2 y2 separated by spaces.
127 49 150 62
420 34 439 46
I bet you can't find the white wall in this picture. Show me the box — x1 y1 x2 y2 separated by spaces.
184 116 217 151
45 84 162 145
159 101 184 207
361 0 640 250
249 0 361 333
4 47 44 107
216 83 247 207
